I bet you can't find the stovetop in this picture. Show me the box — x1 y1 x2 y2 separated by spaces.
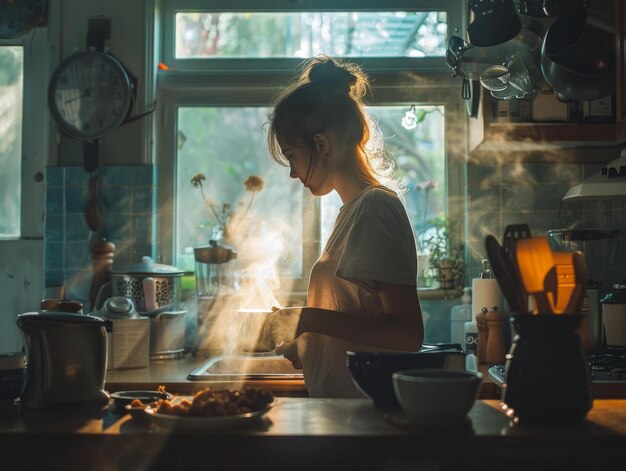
489 348 626 385
587 349 626 382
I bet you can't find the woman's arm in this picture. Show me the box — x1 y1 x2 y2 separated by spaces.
271 281 424 351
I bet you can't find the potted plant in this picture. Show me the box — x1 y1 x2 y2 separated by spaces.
419 217 465 291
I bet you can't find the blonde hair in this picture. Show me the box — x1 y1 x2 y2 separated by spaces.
267 55 404 194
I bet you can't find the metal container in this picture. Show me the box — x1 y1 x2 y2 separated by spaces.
110 256 184 313
601 281 626 348
95 297 150 370
146 309 188 360
17 311 111 408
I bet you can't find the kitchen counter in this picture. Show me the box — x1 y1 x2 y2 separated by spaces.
104 354 503 399
0 397 625 470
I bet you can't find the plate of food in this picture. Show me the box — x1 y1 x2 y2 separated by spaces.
141 386 276 431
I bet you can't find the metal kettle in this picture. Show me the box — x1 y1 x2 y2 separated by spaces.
16 311 111 408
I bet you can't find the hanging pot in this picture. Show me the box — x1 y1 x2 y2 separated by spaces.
446 15 545 81
467 0 522 47
540 7 615 100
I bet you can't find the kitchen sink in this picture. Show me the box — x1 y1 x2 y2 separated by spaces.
188 353 303 381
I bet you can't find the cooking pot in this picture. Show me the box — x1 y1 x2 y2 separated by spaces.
467 0 521 47
601 281 626 348
109 256 184 314
236 309 274 354
540 6 615 101
17 311 111 408
146 308 188 360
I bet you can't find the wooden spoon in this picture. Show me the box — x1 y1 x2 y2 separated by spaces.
85 175 102 231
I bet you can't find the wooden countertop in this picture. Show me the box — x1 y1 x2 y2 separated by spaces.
1 397 625 470
104 354 503 398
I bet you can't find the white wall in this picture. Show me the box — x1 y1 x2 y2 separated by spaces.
52 0 154 167
0 0 155 353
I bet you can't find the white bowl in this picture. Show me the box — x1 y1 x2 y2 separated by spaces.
392 369 483 425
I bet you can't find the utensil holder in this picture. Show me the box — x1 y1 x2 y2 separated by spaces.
502 314 592 426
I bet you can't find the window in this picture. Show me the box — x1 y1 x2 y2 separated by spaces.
157 1 467 296
173 11 447 59
0 46 23 238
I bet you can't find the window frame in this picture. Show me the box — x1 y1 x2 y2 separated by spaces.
0 25 49 240
160 0 464 73
156 0 468 296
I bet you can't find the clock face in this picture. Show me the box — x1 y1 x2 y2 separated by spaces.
0 0 47 39
48 51 132 140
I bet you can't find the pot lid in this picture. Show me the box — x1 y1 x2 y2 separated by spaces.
601 280 626 304
111 256 184 276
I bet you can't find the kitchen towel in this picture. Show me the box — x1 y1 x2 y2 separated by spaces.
472 278 504 317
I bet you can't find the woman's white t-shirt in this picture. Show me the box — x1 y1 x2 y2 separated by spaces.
298 185 418 398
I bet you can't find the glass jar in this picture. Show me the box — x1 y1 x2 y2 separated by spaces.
193 240 238 299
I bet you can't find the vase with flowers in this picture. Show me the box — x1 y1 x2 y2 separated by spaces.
190 173 264 299
191 173 264 245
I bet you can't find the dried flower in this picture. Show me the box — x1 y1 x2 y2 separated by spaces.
416 180 437 192
191 173 206 187
192 173 264 242
244 175 264 192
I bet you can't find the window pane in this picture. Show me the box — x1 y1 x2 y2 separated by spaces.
175 107 303 280
321 105 446 253
0 46 23 238
176 11 447 59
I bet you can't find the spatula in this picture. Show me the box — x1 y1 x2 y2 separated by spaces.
546 251 576 314
564 251 588 315
485 235 528 314
514 236 555 314
503 223 532 259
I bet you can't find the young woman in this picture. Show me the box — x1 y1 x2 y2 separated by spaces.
266 56 424 398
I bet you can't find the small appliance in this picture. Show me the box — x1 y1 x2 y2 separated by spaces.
93 296 150 369
96 256 188 360
17 311 111 408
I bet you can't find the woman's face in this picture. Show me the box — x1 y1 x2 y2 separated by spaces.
277 136 334 196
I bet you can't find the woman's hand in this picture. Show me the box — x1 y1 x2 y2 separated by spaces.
275 340 302 370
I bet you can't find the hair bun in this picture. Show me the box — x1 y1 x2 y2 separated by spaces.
303 56 362 97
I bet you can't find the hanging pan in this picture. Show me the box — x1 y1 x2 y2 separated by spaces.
540 6 615 101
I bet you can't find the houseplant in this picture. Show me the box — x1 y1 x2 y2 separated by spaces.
419 217 465 290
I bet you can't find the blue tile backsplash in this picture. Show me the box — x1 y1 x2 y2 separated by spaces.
44 165 156 308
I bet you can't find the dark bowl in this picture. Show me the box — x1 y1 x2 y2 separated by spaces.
110 390 172 414
347 347 465 409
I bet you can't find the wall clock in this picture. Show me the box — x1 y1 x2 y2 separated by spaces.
0 0 47 39
48 50 134 140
